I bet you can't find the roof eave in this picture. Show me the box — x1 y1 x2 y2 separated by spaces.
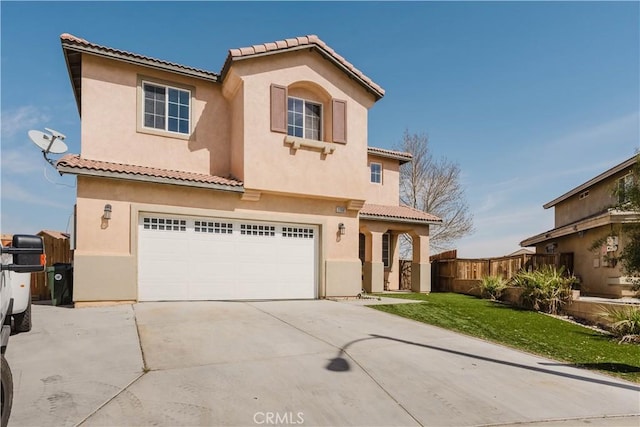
520 209 640 247
359 213 442 226
61 44 82 116
57 165 245 194
60 39 219 94
543 155 637 209
222 45 384 101
367 148 412 164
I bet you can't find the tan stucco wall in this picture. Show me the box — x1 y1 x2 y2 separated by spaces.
81 50 396 204
365 154 401 206
535 225 625 297
74 47 413 302
554 169 632 227
81 55 231 177
225 50 375 200
325 260 361 297
73 176 362 301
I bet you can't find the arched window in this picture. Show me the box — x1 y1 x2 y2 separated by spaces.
270 82 347 144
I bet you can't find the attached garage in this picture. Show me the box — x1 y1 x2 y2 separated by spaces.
137 214 318 301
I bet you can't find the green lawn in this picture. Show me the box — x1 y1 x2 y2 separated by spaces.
372 293 640 383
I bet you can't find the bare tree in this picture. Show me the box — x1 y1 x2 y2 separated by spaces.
399 130 474 253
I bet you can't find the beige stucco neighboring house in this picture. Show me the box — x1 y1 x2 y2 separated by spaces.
56 33 441 304
520 155 639 298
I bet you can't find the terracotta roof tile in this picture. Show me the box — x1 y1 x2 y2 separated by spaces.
60 33 218 80
224 35 384 99
367 147 413 163
56 154 243 190
360 204 441 224
62 32 384 100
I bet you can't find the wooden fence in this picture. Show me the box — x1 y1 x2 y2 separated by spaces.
31 231 72 300
430 252 574 293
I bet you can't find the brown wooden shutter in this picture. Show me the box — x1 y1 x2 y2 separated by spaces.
270 84 287 133
332 99 347 143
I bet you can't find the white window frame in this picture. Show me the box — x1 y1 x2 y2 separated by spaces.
141 80 192 136
287 96 323 141
370 162 382 184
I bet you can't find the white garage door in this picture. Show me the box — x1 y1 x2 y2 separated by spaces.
138 215 317 301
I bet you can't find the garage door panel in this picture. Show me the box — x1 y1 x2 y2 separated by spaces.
138 215 317 301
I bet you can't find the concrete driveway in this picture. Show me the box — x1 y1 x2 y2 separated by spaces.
7 299 640 426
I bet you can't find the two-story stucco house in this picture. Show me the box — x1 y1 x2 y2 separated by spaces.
521 156 639 298
56 33 441 304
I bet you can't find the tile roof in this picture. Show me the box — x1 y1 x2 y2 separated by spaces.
367 147 412 164
223 35 385 100
56 154 244 192
360 204 441 224
60 33 219 81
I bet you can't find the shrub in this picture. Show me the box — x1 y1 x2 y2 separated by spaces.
603 305 640 344
511 265 576 314
478 275 508 301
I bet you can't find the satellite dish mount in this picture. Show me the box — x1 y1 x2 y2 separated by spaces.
28 128 69 167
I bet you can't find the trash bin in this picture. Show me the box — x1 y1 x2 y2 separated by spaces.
50 263 73 306
46 266 55 292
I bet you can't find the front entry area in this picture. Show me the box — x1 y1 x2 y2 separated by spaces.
137 214 317 301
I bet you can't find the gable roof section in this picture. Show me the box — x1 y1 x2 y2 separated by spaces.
367 147 412 165
61 33 385 115
360 204 441 225
520 208 640 247
60 33 220 114
56 154 243 193
222 35 385 100
543 155 637 209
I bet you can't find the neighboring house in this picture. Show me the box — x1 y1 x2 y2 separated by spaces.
57 34 441 304
521 156 639 298
506 248 534 257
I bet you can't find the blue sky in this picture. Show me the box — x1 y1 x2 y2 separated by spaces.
1 1 638 257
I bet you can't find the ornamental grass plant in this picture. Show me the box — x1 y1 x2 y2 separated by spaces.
511 265 576 315
477 275 508 301
603 305 640 343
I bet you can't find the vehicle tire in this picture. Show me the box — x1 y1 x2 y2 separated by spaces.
12 301 31 333
1 355 13 427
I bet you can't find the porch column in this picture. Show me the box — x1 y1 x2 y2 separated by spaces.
411 230 431 293
363 231 384 293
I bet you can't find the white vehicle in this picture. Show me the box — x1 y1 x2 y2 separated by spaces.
7 271 32 333
1 235 45 427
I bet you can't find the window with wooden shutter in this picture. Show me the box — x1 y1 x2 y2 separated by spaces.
270 84 287 133
332 99 347 143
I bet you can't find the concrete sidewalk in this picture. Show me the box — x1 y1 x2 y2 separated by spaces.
7 300 640 426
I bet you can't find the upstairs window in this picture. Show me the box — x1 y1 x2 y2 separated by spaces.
143 82 190 135
370 162 382 184
287 97 321 140
618 174 634 205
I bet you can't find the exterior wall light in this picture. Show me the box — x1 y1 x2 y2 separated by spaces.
338 223 346 235
103 204 112 220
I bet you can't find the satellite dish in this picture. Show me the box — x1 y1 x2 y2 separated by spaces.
28 130 68 154
44 128 66 141
28 128 70 168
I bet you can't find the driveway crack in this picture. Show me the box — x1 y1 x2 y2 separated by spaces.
74 303 148 426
